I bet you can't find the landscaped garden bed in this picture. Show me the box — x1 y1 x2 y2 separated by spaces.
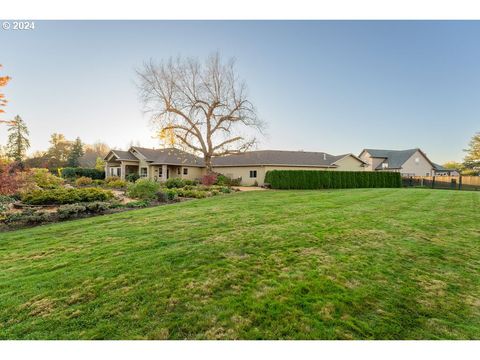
0 167 237 231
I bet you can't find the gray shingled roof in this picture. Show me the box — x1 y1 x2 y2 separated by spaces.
132 147 205 167
110 150 139 161
363 148 419 170
212 150 342 167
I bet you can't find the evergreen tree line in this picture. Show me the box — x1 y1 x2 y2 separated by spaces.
1 115 109 171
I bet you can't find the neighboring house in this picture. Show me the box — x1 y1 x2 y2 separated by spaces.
432 163 460 176
104 147 366 185
358 148 443 177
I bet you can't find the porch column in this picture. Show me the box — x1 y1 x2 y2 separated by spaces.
120 163 126 180
104 163 109 179
162 164 168 181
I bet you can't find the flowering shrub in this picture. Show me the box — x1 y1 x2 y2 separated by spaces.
200 173 217 186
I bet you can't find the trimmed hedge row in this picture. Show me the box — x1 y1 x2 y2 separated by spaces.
264 170 402 189
61 167 105 180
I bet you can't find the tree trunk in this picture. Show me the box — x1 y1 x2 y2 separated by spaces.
204 154 213 174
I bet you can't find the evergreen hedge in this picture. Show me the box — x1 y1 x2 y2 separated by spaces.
61 167 105 180
264 170 402 189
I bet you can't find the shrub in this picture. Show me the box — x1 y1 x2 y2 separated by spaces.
126 200 150 208
22 188 113 205
157 189 178 202
61 167 105 180
126 173 140 183
126 179 160 200
92 179 105 186
85 201 111 213
215 174 230 186
0 160 27 195
105 176 121 183
165 178 186 188
107 180 127 189
220 186 231 194
30 168 64 189
75 176 93 186
2 209 52 225
57 204 87 219
176 189 208 199
200 173 217 186
264 170 402 190
229 177 242 186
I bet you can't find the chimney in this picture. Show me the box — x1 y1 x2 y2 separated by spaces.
323 153 327 161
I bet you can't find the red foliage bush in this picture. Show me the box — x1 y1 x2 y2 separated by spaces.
200 173 217 186
0 160 26 195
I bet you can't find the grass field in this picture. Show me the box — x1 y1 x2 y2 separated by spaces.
1 188 479 339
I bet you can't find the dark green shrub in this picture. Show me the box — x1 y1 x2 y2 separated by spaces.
126 173 140 183
92 179 105 186
264 170 402 190
61 167 105 180
22 188 113 205
57 204 87 219
126 179 160 200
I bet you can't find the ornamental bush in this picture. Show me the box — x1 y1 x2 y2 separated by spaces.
75 176 93 186
264 170 402 190
106 180 127 189
165 178 186 188
30 168 64 189
126 179 160 200
22 188 113 205
57 204 87 219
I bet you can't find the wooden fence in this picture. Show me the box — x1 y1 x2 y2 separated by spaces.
402 175 480 191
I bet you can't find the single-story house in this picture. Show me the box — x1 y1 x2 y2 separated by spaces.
104 147 367 185
432 163 460 176
358 148 446 177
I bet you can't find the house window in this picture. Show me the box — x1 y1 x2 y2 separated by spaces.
183 168 188 175
177 168 181 175
382 163 388 169
415 157 420 164
426 172 430 176
140 167 147 178
158 167 163 176
249 170 257 178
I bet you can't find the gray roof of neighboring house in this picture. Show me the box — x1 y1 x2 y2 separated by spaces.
432 163 456 172
132 147 205 167
362 148 421 170
211 150 353 167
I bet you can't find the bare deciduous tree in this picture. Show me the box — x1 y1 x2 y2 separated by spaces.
137 52 265 172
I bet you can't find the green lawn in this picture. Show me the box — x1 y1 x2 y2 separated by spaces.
1 188 479 339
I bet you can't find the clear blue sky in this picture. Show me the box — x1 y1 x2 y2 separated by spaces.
1 20 479 163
